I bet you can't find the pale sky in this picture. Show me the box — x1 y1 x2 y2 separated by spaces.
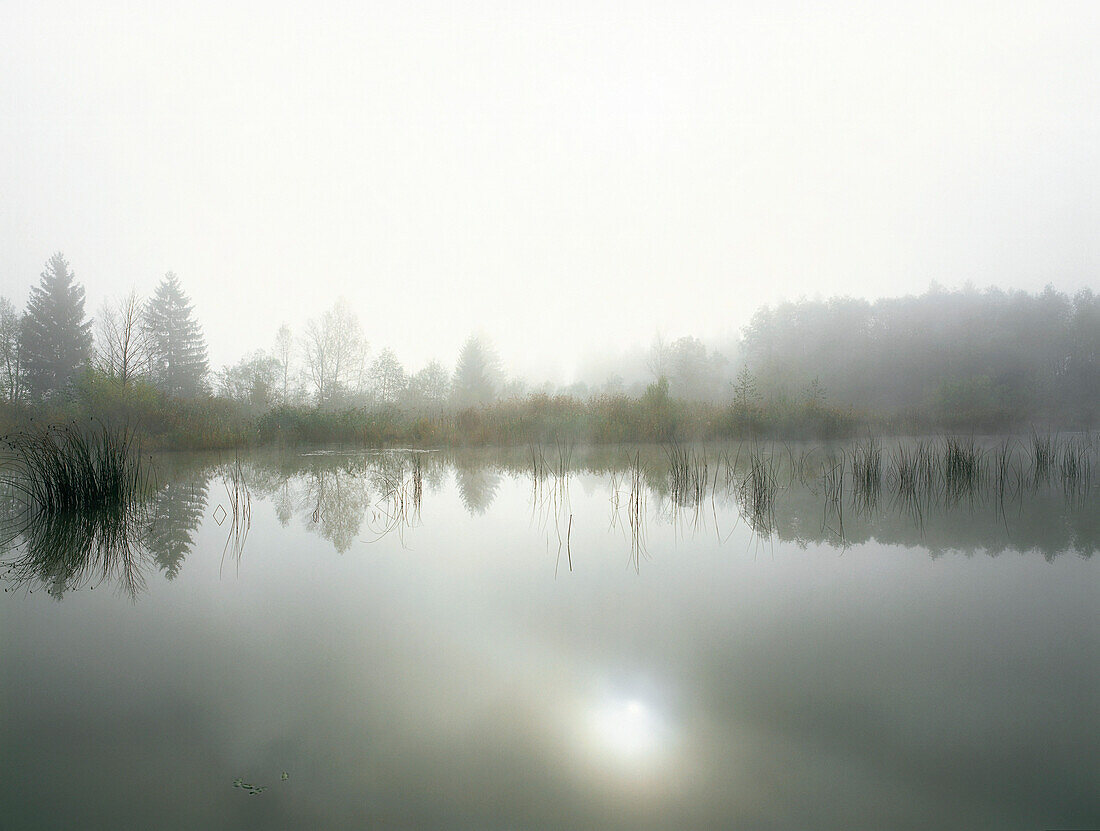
2 1 1098 381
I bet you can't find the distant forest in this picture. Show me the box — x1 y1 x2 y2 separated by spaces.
1 253 1096 446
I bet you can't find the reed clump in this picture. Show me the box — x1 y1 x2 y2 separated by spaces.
665 444 708 507
850 438 882 513
737 447 779 535
943 436 983 498
1030 431 1056 484
0 422 150 513
1059 437 1092 494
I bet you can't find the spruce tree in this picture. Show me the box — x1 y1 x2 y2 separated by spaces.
20 253 93 400
452 334 501 408
144 272 209 397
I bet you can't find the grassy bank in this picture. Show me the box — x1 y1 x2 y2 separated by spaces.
2 372 1093 452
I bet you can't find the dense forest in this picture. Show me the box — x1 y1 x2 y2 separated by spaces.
1 253 1096 447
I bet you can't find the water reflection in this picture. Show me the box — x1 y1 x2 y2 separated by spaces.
0 454 212 599
1 440 1095 601
1 442 1097 829
454 462 501 516
589 698 664 760
240 450 442 552
148 478 209 580
0 494 154 600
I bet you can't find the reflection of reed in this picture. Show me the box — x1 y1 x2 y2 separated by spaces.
0 496 154 600
364 453 424 545
1058 435 1093 499
665 444 708 510
609 451 655 571
219 455 252 569
529 443 575 573
850 438 882 517
736 448 779 539
0 424 156 599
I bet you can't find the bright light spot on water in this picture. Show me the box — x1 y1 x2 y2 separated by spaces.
590 698 661 758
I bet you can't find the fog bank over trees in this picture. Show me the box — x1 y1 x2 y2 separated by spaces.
0 253 1096 445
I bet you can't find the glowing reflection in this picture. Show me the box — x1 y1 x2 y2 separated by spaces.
589 698 663 759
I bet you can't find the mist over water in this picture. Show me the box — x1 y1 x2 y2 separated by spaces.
1 443 1097 829
2 3 1099 828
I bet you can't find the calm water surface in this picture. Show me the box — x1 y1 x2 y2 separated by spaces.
2 444 1097 830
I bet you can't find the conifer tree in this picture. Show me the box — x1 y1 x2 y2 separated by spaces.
20 253 93 400
144 272 209 397
453 334 502 408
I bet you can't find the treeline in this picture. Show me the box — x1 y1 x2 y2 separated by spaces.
0 253 1095 446
739 285 1099 430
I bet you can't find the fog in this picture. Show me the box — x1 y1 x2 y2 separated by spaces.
3 1 1099 382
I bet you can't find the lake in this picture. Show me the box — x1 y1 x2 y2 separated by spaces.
2 441 1097 829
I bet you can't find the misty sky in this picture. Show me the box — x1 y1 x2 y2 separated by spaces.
2 1 1098 380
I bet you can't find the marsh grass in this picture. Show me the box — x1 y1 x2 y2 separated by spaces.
1030 430 1056 485
0 421 150 513
736 447 779 536
665 444 709 509
943 436 984 503
820 453 845 539
1059 436 1093 498
0 422 157 599
851 438 882 514
364 453 424 544
218 455 252 564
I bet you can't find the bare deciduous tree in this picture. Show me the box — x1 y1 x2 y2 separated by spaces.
97 288 150 385
0 297 25 403
367 348 407 405
274 323 294 404
302 300 367 406
405 360 452 413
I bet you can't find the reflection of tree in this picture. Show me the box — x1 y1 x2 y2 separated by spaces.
758 475 1099 559
455 465 500 516
301 467 370 553
147 477 209 580
274 480 294 527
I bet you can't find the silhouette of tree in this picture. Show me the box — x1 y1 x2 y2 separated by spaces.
453 334 501 408
302 300 367 406
368 348 407 404
738 286 1100 426
218 351 281 410
19 253 93 400
0 297 25 403
273 323 294 404
405 360 452 413
144 272 209 397
96 288 151 386
732 366 758 407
